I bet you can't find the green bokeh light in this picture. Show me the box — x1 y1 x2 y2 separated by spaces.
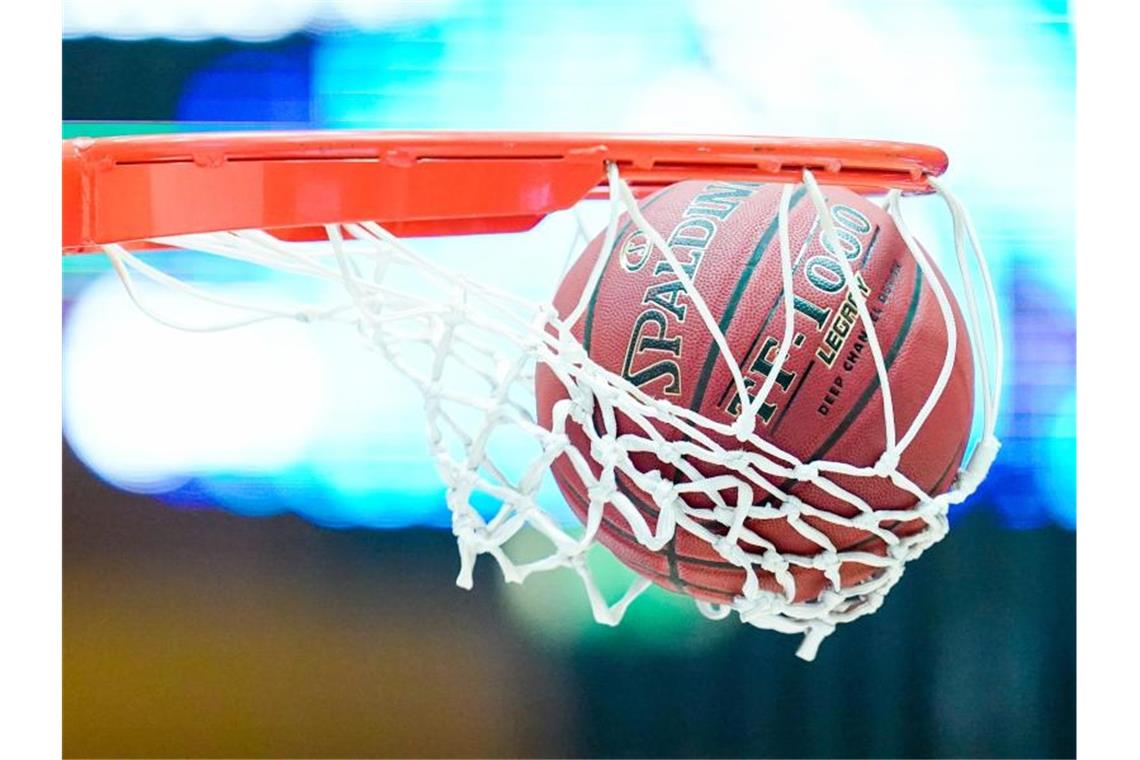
499 528 734 652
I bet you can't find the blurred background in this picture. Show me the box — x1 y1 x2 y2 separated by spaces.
62 0 1075 757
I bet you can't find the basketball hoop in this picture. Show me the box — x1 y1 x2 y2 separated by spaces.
61 131 1002 660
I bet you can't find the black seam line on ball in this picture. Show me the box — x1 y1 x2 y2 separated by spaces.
558 475 749 597
689 186 808 412
843 434 967 553
560 454 772 574
712 215 820 411
714 218 881 412
768 359 816 434
582 186 680 353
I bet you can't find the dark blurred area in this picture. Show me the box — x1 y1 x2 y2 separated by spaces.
64 443 1074 759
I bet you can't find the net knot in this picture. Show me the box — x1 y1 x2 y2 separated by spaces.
792 462 820 481
560 340 588 367
711 505 736 524
588 477 616 505
645 395 673 418
874 449 901 477
448 467 479 493
590 435 623 468
542 431 570 455
889 542 911 561
713 537 749 568
720 448 747 471
740 591 782 616
450 509 478 536
441 303 467 328
593 381 623 407
781 494 804 518
537 302 558 324
758 551 788 574
568 386 594 423
467 526 492 550
646 474 675 507
519 331 542 355
954 435 1002 498
654 440 683 467
293 307 318 324
811 551 840 571
731 413 756 442
927 493 951 515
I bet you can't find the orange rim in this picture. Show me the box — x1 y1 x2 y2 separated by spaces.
62 131 949 252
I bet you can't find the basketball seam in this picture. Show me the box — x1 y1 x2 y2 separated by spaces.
713 215 822 410
557 473 749 600
719 215 881 420
555 449 769 573
841 435 968 553
554 189 964 601
582 186 679 353
768 359 816 434
801 264 925 467
688 185 808 412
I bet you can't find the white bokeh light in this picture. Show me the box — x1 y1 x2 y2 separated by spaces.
63 272 326 493
63 0 456 41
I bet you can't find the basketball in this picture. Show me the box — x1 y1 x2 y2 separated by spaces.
535 180 975 604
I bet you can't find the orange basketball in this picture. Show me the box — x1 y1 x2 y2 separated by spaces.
535 180 974 604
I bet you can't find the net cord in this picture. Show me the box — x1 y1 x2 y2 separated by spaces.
97 164 1002 661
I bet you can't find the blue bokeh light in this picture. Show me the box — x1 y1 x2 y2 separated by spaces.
63 0 1076 533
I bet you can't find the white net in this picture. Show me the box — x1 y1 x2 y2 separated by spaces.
100 164 1002 661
